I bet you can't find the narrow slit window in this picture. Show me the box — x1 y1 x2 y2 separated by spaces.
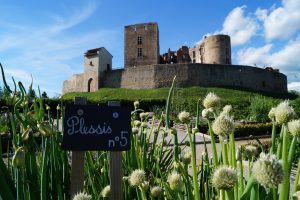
138 48 143 57
137 36 142 45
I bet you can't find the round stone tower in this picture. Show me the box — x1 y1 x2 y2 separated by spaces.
202 34 231 65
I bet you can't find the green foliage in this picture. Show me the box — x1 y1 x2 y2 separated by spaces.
235 122 276 137
248 95 278 122
62 87 292 120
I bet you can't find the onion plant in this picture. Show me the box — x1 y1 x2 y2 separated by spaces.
1 63 300 200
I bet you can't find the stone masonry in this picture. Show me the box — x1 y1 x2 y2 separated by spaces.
63 22 287 94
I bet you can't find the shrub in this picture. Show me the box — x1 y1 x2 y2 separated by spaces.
248 95 277 122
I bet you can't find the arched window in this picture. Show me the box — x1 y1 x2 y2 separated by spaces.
88 78 93 92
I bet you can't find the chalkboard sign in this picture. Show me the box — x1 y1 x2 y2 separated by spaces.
62 105 131 151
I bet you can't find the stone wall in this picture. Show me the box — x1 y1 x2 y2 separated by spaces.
102 63 287 94
124 23 160 67
63 74 84 94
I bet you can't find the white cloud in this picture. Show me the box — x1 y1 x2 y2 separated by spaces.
258 0 300 40
288 82 300 91
236 37 300 89
236 44 272 66
0 1 120 97
219 6 259 46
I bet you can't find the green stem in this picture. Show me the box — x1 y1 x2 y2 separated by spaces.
165 76 176 129
276 125 284 159
221 138 229 165
240 176 255 200
186 124 200 200
208 120 218 166
226 190 234 200
288 136 296 172
270 122 277 154
238 157 244 198
279 125 289 200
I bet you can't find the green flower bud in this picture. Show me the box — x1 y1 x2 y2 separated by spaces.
134 120 141 127
134 101 139 109
167 172 183 191
192 127 199 134
178 111 190 124
132 127 139 135
12 147 26 168
151 186 163 198
181 150 192 165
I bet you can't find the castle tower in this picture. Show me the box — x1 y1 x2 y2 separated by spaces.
202 35 231 64
83 47 112 92
124 22 160 67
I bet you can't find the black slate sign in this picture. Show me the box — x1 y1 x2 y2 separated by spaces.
62 104 131 151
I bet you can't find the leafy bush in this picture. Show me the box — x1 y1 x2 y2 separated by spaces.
248 95 277 122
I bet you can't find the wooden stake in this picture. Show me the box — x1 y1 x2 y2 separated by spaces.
108 101 123 200
70 97 86 198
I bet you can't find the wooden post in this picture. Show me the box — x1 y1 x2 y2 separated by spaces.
108 101 123 200
70 97 86 198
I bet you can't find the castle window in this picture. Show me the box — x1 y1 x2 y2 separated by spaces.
137 36 142 45
107 64 110 71
138 48 143 57
192 51 195 58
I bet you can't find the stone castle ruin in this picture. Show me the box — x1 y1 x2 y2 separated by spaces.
63 22 287 94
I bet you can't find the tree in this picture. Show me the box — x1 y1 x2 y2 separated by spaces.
42 91 48 98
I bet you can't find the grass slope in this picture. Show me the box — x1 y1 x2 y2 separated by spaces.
62 86 293 103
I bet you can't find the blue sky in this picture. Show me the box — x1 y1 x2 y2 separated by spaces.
1 0 300 97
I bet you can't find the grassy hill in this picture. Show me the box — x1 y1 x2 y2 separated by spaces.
62 87 299 120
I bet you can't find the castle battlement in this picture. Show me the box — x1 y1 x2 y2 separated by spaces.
63 22 287 94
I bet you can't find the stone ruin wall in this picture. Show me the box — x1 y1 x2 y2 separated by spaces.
102 63 287 94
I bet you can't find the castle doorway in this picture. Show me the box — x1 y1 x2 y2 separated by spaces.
88 78 94 92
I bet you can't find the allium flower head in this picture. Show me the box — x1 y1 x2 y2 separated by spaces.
288 119 300 137
192 127 199 134
167 172 183 191
202 108 214 118
134 101 139 109
212 114 235 137
292 191 300 200
274 100 296 124
212 166 238 190
151 186 163 198
178 111 190 123
132 127 139 135
72 192 92 200
129 169 146 187
242 144 258 160
203 92 221 109
134 120 141 127
141 181 149 190
141 122 148 128
220 105 233 116
252 153 283 190
101 185 111 198
268 107 276 121
181 150 192 165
